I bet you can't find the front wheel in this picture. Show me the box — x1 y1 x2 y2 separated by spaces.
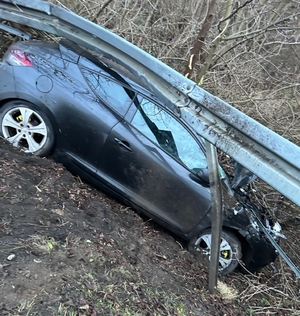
188 229 242 275
0 101 54 156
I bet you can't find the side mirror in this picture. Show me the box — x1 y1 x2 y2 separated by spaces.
196 168 210 184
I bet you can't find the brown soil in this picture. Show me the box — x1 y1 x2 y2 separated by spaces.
1 138 300 316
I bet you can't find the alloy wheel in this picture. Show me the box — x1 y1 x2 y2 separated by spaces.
2 106 48 153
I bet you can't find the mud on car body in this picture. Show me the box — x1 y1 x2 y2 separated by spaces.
0 39 284 275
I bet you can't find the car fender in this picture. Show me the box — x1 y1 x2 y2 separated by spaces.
0 92 61 144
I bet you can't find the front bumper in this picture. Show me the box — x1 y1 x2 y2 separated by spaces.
241 228 278 273
224 202 282 273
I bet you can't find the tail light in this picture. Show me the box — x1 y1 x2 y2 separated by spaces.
5 49 33 66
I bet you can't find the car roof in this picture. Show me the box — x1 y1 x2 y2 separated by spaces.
59 39 151 92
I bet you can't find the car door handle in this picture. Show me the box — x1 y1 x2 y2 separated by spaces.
114 138 132 152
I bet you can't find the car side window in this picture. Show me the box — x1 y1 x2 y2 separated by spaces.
131 96 207 170
81 69 132 116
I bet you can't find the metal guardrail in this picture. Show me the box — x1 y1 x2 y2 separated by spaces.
0 0 299 207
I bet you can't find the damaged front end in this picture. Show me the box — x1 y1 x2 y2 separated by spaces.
222 161 285 273
224 197 284 273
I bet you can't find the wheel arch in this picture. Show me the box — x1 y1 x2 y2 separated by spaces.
0 96 60 141
0 96 62 156
189 224 254 269
222 226 254 269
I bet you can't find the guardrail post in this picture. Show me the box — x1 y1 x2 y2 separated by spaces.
205 142 223 294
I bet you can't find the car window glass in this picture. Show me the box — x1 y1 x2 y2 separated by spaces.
82 69 132 116
131 97 207 170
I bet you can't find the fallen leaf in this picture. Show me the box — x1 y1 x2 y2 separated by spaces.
84 281 96 291
51 208 64 216
79 304 89 310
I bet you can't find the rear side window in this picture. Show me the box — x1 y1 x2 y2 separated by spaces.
81 69 133 116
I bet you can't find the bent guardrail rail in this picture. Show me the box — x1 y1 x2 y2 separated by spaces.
0 0 299 207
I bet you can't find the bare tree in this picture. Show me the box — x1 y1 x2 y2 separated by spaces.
183 0 217 79
50 0 299 147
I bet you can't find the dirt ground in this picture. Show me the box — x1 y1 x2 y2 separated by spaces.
0 138 300 316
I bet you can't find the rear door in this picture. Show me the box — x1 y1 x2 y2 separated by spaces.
97 96 212 233
57 65 134 172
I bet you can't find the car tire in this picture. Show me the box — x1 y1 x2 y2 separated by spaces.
188 229 242 275
0 100 54 156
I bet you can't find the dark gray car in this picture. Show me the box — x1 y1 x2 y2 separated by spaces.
0 39 283 275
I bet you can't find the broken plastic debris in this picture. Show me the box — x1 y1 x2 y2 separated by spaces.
7 254 16 261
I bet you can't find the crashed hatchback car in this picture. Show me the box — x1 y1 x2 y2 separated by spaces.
0 39 283 275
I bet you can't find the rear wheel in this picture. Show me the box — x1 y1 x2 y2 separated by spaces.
188 229 242 275
0 101 54 156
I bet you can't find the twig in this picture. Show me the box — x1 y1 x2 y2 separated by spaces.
92 0 114 23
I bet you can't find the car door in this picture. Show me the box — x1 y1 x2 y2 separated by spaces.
59 65 134 173
97 95 212 234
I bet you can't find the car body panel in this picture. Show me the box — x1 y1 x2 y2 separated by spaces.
11 53 124 170
98 119 212 233
0 63 17 100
